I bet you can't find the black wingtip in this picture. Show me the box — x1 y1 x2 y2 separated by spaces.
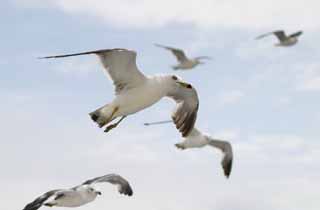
123 186 133 196
223 159 233 178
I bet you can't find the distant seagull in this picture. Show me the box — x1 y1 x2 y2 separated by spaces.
155 44 211 70
40 49 198 136
22 174 133 210
256 30 303 46
145 121 233 178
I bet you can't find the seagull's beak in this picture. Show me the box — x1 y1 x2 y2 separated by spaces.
96 191 102 195
176 81 192 88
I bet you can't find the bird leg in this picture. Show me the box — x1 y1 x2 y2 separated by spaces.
104 116 126 133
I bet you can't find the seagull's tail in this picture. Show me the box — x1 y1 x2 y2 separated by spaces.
89 104 116 128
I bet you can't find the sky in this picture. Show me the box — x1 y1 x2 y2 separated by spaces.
1 0 320 210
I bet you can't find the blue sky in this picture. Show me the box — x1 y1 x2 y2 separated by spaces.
1 1 320 210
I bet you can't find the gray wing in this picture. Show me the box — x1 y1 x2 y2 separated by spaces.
289 31 303 38
82 174 133 196
207 137 233 178
22 189 62 210
194 56 212 60
256 30 287 41
167 84 199 137
39 48 147 94
155 44 189 63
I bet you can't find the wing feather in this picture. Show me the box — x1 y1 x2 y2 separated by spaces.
155 44 188 63
82 174 133 196
207 137 233 178
167 84 199 137
22 190 61 210
39 48 147 94
256 30 287 41
289 31 303 38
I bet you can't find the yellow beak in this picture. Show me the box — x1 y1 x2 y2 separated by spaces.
176 81 191 88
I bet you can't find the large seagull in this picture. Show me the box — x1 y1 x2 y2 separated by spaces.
22 174 133 210
155 44 211 70
40 48 199 137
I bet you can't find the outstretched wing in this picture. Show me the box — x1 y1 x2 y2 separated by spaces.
289 30 303 38
194 56 212 60
256 30 287 42
207 137 233 178
82 174 133 196
155 44 189 63
39 49 147 94
167 83 199 137
22 189 62 210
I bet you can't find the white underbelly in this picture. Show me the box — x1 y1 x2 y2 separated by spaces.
179 61 197 69
183 136 208 148
56 195 94 207
280 38 298 46
114 84 166 116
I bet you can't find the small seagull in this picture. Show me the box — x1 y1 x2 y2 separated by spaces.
22 174 133 210
144 121 233 178
256 30 303 46
40 48 198 137
155 44 211 70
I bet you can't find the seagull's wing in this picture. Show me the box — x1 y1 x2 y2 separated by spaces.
82 174 133 196
256 30 287 41
289 31 303 38
40 49 147 94
194 56 212 60
166 83 199 137
155 44 188 63
206 137 233 178
22 189 63 210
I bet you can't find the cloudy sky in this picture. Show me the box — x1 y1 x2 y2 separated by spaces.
1 0 320 210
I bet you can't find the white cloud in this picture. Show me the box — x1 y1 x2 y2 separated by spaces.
14 0 320 30
218 89 245 105
296 64 320 91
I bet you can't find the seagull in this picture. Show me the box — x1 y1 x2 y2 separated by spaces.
40 48 199 136
22 174 133 210
256 30 303 46
155 44 211 70
144 121 233 178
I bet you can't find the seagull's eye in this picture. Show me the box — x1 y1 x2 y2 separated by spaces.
172 75 178 80
187 84 192 89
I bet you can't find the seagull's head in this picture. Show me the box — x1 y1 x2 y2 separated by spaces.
87 187 102 196
170 75 193 89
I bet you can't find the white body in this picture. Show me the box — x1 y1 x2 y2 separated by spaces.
48 186 97 207
276 37 298 47
178 128 208 148
173 60 199 70
96 76 171 120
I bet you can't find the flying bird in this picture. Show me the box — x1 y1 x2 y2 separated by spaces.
22 174 133 210
256 30 303 46
40 48 198 136
155 44 211 70
145 121 233 178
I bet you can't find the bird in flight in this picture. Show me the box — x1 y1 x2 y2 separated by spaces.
256 30 303 46
144 121 233 178
40 48 198 136
22 174 133 210
155 44 211 70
